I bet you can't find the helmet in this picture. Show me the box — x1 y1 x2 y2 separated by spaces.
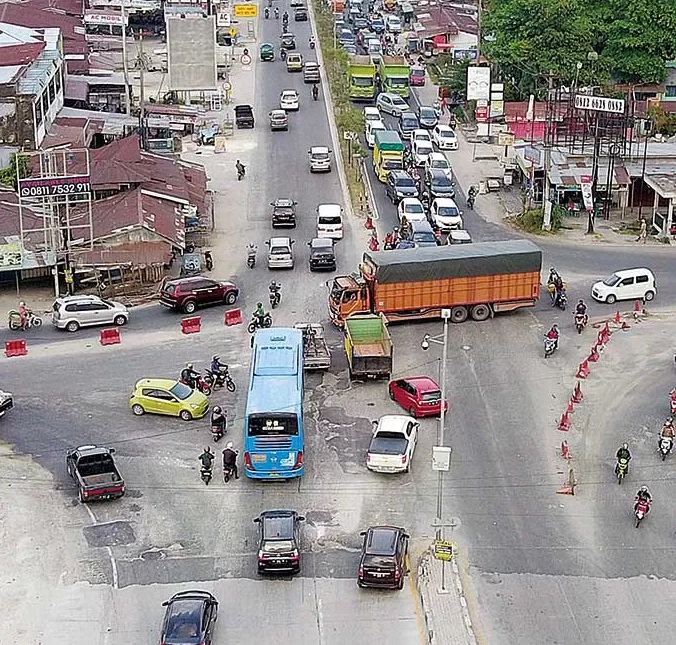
204 446 211 453
622 443 628 450
257 302 263 307
550 266 556 272
213 406 221 413
19 301 25 306
552 324 559 331
640 486 648 493
578 299 584 304
213 355 220 362
187 363 194 369
226 441 234 450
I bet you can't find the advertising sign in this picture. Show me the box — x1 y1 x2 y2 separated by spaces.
580 175 594 211
18 175 92 198
574 94 625 115
0 243 22 268
84 12 126 25
466 66 490 101
234 3 257 16
434 540 457 562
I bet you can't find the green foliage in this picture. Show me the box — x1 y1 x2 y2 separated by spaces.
483 0 676 98
0 153 29 190
647 105 676 137
515 206 562 233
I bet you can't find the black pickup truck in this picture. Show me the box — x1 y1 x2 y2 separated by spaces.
235 104 255 128
66 445 125 503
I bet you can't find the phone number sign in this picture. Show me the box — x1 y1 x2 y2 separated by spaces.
18 175 92 198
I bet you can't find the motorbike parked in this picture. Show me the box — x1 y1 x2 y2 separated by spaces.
634 499 650 528
204 368 236 393
543 335 557 358
574 312 587 334
659 436 673 461
615 457 629 484
247 313 273 334
8 310 42 331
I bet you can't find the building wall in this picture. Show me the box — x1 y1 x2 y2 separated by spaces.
34 63 65 147
0 82 21 146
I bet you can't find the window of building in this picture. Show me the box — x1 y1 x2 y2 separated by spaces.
48 78 56 105
54 70 62 96
665 85 676 98
42 91 49 118
34 96 43 126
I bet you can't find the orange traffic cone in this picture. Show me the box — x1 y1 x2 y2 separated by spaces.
614 311 621 324
558 411 571 431
576 359 590 379
571 381 583 403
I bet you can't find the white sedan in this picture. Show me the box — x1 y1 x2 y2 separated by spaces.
412 140 434 166
397 197 427 225
432 124 458 150
412 129 432 145
280 89 300 111
424 152 453 180
430 198 463 231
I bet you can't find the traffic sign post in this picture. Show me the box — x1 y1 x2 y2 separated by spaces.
433 539 457 562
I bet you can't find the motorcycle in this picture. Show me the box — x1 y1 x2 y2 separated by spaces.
466 194 475 210
247 313 273 334
312 84 319 101
8 310 43 331
204 368 236 393
264 7 269 18
574 313 587 334
309 38 315 49
543 335 557 358
274 7 279 18
280 48 287 61
269 285 281 309
223 464 236 483
200 466 213 485
180 374 212 396
670 389 676 415
615 457 629 484
634 498 650 528
246 245 257 269
659 436 673 461
553 289 567 311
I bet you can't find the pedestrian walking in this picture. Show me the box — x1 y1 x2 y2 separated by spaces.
440 95 447 115
636 217 647 243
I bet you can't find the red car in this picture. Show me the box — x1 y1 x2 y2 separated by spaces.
410 66 426 86
388 376 448 418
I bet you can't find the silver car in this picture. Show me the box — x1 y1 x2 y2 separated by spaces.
52 294 129 332
266 237 295 269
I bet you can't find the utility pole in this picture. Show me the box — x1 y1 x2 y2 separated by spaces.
542 74 554 230
138 32 146 115
120 3 131 117
476 0 482 61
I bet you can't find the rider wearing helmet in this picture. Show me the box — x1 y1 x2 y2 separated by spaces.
199 446 215 470
575 299 588 316
635 485 652 511
210 355 228 377
222 441 239 479
253 302 267 328
181 363 199 389
210 405 227 432
615 443 631 473
660 417 675 443
546 324 560 349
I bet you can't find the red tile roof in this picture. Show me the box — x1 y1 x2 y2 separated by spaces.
74 242 173 267
24 0 84 17
0 3 85 46
0 42 46 66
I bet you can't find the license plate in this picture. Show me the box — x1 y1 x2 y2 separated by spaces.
372 572 387 577
252 454 266 463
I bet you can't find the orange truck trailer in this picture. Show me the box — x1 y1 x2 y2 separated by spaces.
328 240 542 326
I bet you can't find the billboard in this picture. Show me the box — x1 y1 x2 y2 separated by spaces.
466 66 490 101
574 94 626 115
166 15 217 91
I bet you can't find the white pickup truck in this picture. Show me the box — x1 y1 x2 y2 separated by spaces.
366 415 418 473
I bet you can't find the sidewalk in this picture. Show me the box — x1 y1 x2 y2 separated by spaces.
412 80 672 248
414 548 476 645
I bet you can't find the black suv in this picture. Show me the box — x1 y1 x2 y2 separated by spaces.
160 590 218 644
386 170 419 203
294 5 308 20
254 510 305 574
357 526 409 589
424 168 455 199
308 237 336 271
271 198 297 228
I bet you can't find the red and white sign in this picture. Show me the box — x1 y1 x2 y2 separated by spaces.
84 12 125 25
580 175 594 211
475 104 488 122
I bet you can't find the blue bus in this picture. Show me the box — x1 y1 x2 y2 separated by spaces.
244 328 304 479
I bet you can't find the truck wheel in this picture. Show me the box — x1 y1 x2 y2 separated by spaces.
450 306 468 323
470 304 491 321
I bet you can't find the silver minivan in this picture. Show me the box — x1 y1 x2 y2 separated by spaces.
52 294 129 332
266 237 295 269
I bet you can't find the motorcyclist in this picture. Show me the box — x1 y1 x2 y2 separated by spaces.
634 485 652 511
264 6 269 17
274 6 279 18
282 10 289 23
269 280 281 297
222 442 239 479
384 231 394 250
312 83 319 100
391 226 401 246
575 299 588 325
309 35 315 48
615 443 631 473
181 363 200 389
210 355 229 378
18 301 29 330
210 405 227 433
253 302 267 328
545 324 560 349
660 417 675 440
199 446 215 470
236 159 246 180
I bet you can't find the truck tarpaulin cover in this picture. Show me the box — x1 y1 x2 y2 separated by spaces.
362 240 542 284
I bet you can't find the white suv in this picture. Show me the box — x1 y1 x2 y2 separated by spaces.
52 294 130 332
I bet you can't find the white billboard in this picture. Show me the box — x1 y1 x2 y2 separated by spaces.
574 94 626 114
466 66 490 101
166 15 217 91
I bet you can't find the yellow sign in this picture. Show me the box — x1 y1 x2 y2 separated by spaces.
0 243 22 267
433 540 456 562
229 26 237 37
234 4 257 17
498 132 515 147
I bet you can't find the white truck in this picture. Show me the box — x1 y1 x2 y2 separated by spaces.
0 389 13 417
366 415 418 473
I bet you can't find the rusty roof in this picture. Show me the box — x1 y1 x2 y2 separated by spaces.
0 42 46 67
74 241 173 267
0 3 84 44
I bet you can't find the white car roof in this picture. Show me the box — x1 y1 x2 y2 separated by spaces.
433 197 459 207
400 197 422 206
413 129 430 136
436 125 456 134
311 146 330 153
612 268 654 278
369 120 386 130
414 140 433 149
270 236 292 245
317 203 342 215
377 414 415 432
281 89 298 95
428 152 449 162
364 107 380 116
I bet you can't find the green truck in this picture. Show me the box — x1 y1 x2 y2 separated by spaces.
373 130 404 182
344 313 393 380
377 56 411 98
348 56 377 100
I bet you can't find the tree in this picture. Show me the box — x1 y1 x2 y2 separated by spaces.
0 153 29 190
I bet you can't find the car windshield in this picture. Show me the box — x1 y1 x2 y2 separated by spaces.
412 70 425 78
440 130 456 138
405 203 424 214
432 175 452 187
383 159 403 170
319 216 342 224
392 98 407 108
170 382 193 400
312 152 329 160
402 118 417 128
270 246 290 255
437 206 459 217
353 76 374 87
282 93 297 99
396 176 415 188
421 390 441 401
262 540 295 553
602 274 621 286
431 159 449 169
414 232 437 243
416 146 432 155
248 413 299 436
166 607 201 642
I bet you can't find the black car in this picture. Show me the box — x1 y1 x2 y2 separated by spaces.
160 590 218 644
403 220 439 248
254 509 305 574
425 168 455 199
281 33 296 50
386 170 419 203
271 198 297 228
294 6 308 21
308 237 336 271
357 526 409 589
398 112 419 140
417 105 438 129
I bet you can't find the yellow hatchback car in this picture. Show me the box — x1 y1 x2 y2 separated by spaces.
129 378 209 421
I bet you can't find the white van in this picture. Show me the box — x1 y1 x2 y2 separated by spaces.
591 268 656 304
366 119 387 148
316 204 344 239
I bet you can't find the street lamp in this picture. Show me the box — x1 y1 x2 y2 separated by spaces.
421 308 451 592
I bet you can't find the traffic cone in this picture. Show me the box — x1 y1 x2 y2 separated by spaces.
368 231 379 252
588 344 600 363
558 411 571 431
634 299 643 314
365 214 374 230
557 486 575 495
571 381 584 403
560 440 571 459
576 359 590 379
614 311 621 324
566 399 575 414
